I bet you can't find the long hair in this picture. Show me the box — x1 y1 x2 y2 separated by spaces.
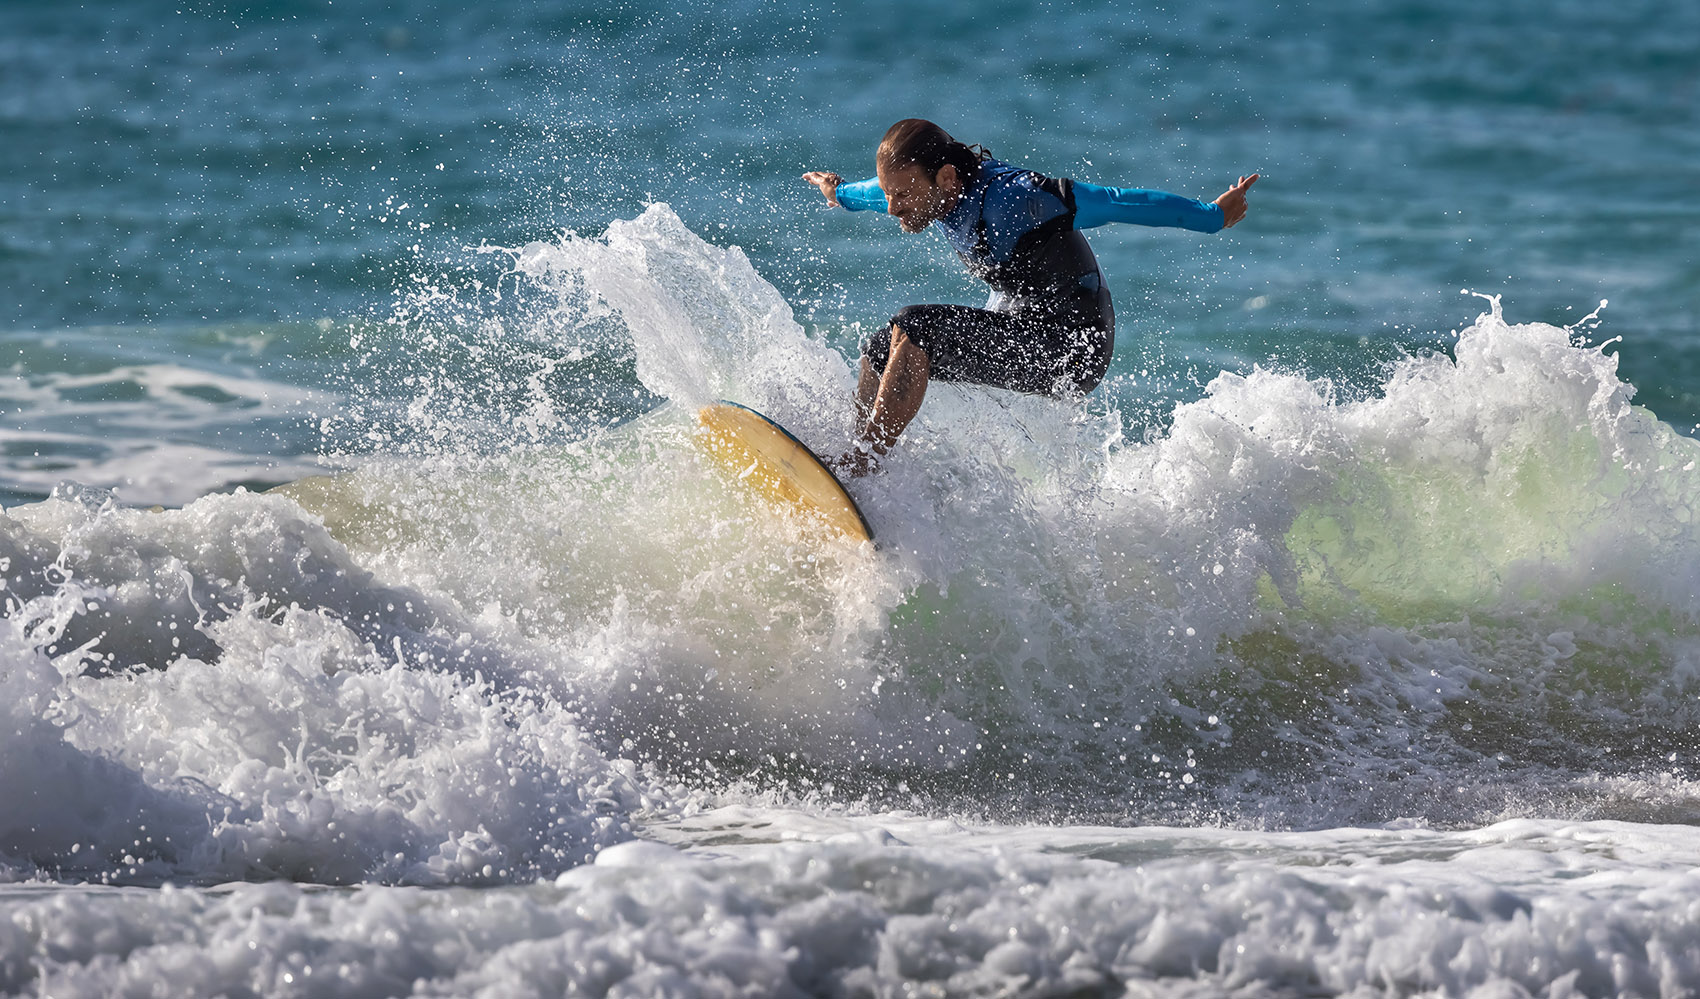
876 119 990 183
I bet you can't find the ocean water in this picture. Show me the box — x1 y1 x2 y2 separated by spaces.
4 0 1700 995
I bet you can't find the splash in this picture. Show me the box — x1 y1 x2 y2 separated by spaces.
5 206 1700 891
462 209 1700 821
507 204 856 436
0 494 650 886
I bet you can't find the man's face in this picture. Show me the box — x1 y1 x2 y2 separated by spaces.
876 162 962 233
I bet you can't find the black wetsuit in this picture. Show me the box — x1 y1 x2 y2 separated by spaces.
836 159 1223 396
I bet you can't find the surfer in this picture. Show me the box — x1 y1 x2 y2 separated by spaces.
803 119 1256 475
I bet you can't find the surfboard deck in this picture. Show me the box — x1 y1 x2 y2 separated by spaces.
695 401 874 543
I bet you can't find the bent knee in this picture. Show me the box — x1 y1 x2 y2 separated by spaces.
891 305 933 329
889 308 936 354
887 315 930 360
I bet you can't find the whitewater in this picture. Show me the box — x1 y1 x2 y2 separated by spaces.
3 202 1700 996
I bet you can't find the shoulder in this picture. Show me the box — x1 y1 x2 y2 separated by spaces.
976 159 1046 194
978 161 1070 227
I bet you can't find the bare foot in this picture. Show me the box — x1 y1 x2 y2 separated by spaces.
831 447 880 479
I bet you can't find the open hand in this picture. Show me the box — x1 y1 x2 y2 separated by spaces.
1214 174 1259 228
802 171 844 207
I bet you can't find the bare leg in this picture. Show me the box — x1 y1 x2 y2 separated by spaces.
840 325 929 476
864 325 929 450
854 355 880 428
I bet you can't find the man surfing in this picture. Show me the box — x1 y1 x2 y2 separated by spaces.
803 118 1256 475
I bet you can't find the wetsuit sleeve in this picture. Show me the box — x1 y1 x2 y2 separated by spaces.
834 177 889 213
1071 182 1224 233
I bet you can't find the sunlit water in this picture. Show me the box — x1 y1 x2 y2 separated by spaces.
4 0 1700 995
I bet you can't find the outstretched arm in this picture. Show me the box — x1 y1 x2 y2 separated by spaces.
1072 173 1258 233
802 172 888 212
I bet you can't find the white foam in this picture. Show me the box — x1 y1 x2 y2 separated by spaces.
0 492 654 886
8 207 1700 996
507 204 856 441
8 819 1700 997
283 209 1700 825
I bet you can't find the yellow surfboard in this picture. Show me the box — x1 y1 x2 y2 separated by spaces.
695 401 874 543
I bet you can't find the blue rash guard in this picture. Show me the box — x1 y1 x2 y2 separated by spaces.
833 158 1222 397
836 169 1223 242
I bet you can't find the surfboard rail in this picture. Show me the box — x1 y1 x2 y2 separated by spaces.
694 401 874 543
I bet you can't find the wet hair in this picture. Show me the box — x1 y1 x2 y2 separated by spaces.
876 119 990 184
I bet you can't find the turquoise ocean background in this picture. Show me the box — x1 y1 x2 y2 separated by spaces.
6 0 1697 506
5 1 1700 995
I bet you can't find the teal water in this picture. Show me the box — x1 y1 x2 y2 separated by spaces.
7 2 1700 996
5 0 1698 505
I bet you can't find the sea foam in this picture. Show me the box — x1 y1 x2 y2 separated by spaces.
5 207 1699 894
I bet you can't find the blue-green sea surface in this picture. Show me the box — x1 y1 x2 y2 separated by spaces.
3 1 1700 996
